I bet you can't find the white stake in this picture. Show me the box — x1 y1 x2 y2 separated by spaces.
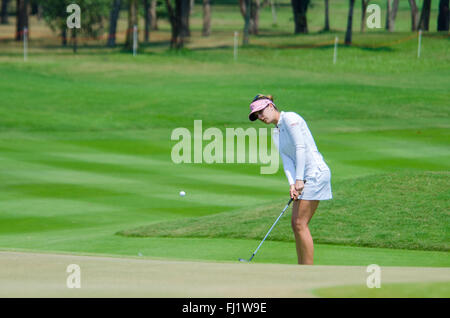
234 31 238 61
417 29 422 58
133 24 138 56
333 36 338 64
23 27 28 62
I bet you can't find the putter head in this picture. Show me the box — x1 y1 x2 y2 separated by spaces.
238 258 249 263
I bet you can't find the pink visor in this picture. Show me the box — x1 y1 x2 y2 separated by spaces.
248 99 274 121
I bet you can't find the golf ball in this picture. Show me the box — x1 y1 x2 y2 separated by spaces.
180 191 186 197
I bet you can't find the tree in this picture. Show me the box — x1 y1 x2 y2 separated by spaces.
30 0 42 20
385 0 390 30
15 0 29 41
180 0 190 37
202 0 211 36
361 0 370 32
239 0 260 35
242 0 251 44
143 0 159 40
291 0 309 33
165 0 190 49
345 0 355 45
250 0 260 34
324 0 329 31
418 0 432 31
41 0 109 47
1 0 10 24
144 0 151 42
437 0 449 31
125 0 138 50
150 0 158 30
386 0 399 32
107 0 121 47
408 0 419 31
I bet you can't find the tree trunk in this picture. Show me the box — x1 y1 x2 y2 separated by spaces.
408 0 419 31
202 0 211 36
253 0 260 34
36 3 42 20
385 0 390 30
250 0 260 34
270 0 277 25
71 28 77 53
150 0 158 30
324 0 329 31
291 0 309 34
239 0 260 35
166 0 178 48
61 28 67 46
125 0 138 49
1 0 9 24
107 0 121 47
15 0 28 41
361 0 370 32
243 0 250 44
166 0 189 49
345 0 355 45
437 0 449 31
418 0 432 31
388 0 399 32
144 0 150 42
30 0 37 14
180 0 191 37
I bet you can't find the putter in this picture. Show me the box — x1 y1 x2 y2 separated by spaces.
239 197 294 263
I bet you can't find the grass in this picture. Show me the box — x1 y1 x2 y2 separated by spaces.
119 171 450 251
312 281 450 298
0 1 448 267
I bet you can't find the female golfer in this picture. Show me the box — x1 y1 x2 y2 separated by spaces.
248 94 332 265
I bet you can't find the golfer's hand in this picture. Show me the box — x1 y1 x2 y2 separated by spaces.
290 185 299 200
295 180 305 196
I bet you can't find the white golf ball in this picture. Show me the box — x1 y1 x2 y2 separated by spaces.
180 191 186 197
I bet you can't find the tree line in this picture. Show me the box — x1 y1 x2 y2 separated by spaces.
1 0 449 49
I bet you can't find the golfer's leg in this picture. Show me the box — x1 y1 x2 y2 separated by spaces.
291 200 303 264
291 200 319 265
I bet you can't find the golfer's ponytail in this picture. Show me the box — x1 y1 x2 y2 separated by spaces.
254 94 274 102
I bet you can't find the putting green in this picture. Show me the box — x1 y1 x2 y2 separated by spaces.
1 251 449 298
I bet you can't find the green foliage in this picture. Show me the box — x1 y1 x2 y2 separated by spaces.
40 0 110 37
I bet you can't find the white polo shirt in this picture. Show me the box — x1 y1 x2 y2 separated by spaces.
272 111 330 185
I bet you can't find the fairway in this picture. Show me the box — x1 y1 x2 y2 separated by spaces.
0 0 449 298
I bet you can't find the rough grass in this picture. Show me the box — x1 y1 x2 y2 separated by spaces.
118 171 450 252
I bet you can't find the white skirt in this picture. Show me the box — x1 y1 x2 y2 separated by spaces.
299 169 333 201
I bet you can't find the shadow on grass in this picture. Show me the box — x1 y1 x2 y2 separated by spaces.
189 42 395 52
0 36 397 57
